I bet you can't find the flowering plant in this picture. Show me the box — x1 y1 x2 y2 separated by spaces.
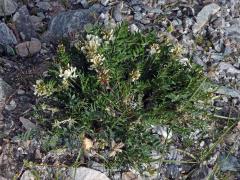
33 23 211 172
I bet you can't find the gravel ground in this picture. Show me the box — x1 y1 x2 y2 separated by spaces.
1 0 240 179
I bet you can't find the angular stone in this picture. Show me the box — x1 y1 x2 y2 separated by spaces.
44 4 107 42
216 86 240 98
218 62 240 75
225 18 240 42
13 5 37 41
0 23 17 45
0 78 13 109
20 170 35 180
19 117 36 130
0 0 18 16
16 38 41 57
192 3 221 34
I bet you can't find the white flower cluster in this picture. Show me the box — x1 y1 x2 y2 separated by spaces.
130 69 141 82
149 43 161 55
81 34 102 57
102 29 115 42
81 34 105 70
34 80 53 97
59 64 78 88
59 64 78 80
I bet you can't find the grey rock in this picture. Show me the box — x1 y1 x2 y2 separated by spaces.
13 5 37 41
134 12 144 21
0 23 17 46
225 18 240 42
113 2 123 22
79 0 89 8
216 86 240 98
193 3 221 34
44 4 106 42
219 154 240 172
101 0 110 6
91 162 107 173
218 62 240 75
19 117 36 130
165 147 182 179
16 38 41 57
0 0 18 16
149 8 163 14
36 1 52 11
210 53 224 62
5 99 16 111
30 15 44 32
20 170 35 180
192 54 206 68
0 78 13 108
190 165 210 180
69 167 110 180
130 24 140 33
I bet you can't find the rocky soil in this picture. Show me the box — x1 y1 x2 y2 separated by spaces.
1 0 240 179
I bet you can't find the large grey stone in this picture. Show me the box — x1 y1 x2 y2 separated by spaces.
216 86 240 98
13 5 37 41
44 4 107 42
16 38 41 57
0 0 18 16
69 167 110 180
20 167 109 180
218 62 240 74
225 18 240 42
0 23 17 45
192 3 221 34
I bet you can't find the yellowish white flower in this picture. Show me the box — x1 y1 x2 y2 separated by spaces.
149 43 160 55
33 80 53 97
130 69 141 82
81 34 102 56
53 117 76 129
59 64 78 81
170 44 182 55
98 69 110 85
89 54 105 69
179 58 190 66
103 29 115 42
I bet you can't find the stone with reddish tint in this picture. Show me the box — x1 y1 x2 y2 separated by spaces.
15 38 41 57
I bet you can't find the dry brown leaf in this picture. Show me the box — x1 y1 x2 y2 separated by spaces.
109 140 124 157
83 137 93 152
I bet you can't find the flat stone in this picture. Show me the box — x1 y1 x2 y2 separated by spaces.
69 167 110 180
13 5 37 41
0 78 13 109
19 117 37 130
16 38 41 57
113 2 123 22
101 0 110 6
79 0 89 8
36 1 52 11
5 99 16 111
44 4 107 42
0 0 18 16
20 170 35 180
218 62 240 75
192 3 221 34
0 23 17 45
216 86 240 98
